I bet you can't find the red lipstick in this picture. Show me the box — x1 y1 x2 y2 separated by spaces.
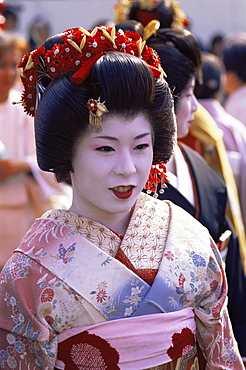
111 186 134 199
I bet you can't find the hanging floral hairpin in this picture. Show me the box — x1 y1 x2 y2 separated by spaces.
144 162 169 198
86 98 109 132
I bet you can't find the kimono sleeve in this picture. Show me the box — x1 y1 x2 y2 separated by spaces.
0 253 58 369
194 237 244 369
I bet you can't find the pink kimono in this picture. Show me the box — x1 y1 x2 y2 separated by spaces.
0 193 244 369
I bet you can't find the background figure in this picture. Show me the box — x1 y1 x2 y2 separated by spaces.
0 0 6 31
2 3 20 35
208 33 225 60
179 60 246 275
0 29 71 269
114 0 189 30
0 25 244 369
147 28 246 361
115 19 144 36
194 51 246 232
27 15 51 51
222 32 246 126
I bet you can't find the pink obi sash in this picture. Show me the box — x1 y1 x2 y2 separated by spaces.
55 307 196 370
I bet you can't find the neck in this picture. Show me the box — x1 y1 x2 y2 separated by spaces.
166 144 178 175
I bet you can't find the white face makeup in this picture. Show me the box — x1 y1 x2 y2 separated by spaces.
69 115 153 229
175 77 198 139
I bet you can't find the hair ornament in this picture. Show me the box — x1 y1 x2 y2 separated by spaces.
138 0 159 11
144 162 168 198
86 98 109 132
18 25 165 117
171 0 190 27
143 19 160 40
114 0 134 23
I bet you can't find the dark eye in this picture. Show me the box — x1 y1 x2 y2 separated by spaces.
135 143 149 150
96 146 114 152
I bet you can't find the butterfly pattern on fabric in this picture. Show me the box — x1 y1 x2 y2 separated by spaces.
51 242 76 264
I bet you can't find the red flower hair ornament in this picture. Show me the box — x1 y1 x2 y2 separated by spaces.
18 25 165 118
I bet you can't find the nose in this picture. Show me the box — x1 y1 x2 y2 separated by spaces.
192 93 199 113
113 151 136 177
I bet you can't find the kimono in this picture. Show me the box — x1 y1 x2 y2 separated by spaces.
0 193 244 369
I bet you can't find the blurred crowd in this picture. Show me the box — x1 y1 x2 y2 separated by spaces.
0 0 246 365
0 0 72 270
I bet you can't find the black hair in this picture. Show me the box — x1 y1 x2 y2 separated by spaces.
115 20 144 37
209 34 224 52
223 33 246 83
35 47 176 183
129 0 174 28
147 28 201 109
194 52 224 99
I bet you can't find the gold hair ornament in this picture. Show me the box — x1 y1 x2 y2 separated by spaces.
86 98 109 132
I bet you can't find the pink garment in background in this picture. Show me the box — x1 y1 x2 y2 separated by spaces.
224 85 246 127
199 98 246 231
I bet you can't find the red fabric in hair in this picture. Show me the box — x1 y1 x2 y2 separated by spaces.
71 52 104 84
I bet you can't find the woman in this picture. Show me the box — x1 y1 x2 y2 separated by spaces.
147 29 230 240
0 29 71 270
0 25 243 369
148 28 246 362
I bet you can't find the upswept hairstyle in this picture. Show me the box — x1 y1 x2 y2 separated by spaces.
147 28 201 110
35 43 176 183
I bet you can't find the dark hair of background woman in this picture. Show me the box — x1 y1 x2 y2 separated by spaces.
147 28 201 109
115 19 144 37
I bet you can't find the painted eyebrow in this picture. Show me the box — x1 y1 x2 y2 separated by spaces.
93 133 152 141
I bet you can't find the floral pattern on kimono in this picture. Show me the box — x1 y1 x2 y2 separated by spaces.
0 193 244 369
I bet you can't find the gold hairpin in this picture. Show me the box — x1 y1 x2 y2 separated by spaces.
86 98 108 132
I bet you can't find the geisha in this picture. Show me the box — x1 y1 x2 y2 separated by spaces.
0 25 244 369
